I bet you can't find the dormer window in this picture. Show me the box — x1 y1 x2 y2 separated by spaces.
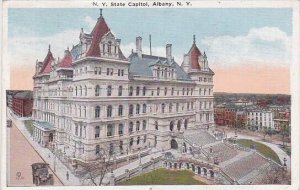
108 41 112 54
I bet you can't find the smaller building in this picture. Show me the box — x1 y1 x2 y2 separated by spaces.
247 110 274 131
33 121 55 147
12 91 33 117
7 94 13 108
273 111 290 132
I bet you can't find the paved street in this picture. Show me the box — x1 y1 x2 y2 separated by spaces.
7 109 81 186
7 122 62 186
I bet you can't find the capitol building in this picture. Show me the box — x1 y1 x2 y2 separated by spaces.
32 11 215 162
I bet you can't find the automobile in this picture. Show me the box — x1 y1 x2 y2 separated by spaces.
31 163 54 186
7 119 12 128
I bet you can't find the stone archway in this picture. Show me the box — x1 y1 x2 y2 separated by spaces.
209 170 214 178
49 133 53 142
182 142 187 153
203 168 207 176
197 166 201 174
170 139 178 149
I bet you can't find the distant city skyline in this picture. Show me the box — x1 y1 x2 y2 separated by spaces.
8 8 292 94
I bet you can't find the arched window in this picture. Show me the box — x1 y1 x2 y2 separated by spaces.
108 42 112 54
118 105 123 116
164 87 167 96
171 88 174 96
129 138 133 147
96 145 100 154
80 86 82 96
177 120 181 131
155 121 158 130
75 86 78 96
107 85 112 96
184 119 188 130
129 86 133 96
170 121 174 131
157 87 160 96
164 68 168 79
161 103 165 113
136 104 140 114
118 86 122 96
142 86 146 96
129 122 133 134
136 121 140 131
102 44 105 53
84 85 87 96
136 86 140 96
129 104 133 116
95 106 100 118
95 85 100 96
83 106 86 118
137 137 140 145
182 88 185 95
107 105 112 117
142 120 146 130
142 104 147 113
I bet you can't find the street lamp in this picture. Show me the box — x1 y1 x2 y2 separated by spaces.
283 157 287 166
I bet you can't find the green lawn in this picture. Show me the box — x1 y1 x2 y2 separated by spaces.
118 168 206 185
237 139 281 164
24 120 34 135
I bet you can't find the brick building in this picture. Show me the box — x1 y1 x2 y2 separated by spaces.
12 91 33 117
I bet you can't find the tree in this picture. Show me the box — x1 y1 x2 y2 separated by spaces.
263 127 272 140
81 146 114 186
280 123 289 148
261 166 290 184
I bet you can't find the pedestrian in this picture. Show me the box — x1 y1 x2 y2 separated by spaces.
66 171 69 180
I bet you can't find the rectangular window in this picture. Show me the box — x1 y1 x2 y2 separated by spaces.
106 68 110 75
107 125 114 137
95 126 100 138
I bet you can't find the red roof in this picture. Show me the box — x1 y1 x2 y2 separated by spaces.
39 50 54 74
189 44 202 70
59 50 72 68
86 16 110 57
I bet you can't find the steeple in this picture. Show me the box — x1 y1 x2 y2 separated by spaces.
193 35 196 45
48 44 51 52
99 9 103 18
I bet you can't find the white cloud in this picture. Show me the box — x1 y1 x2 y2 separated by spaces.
201 27 291 67
8 29 80 67
84 16 96 31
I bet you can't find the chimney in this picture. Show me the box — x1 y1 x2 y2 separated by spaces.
136 36 142 58
166 44 172 61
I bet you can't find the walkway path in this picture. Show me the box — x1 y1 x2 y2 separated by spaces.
226 131 291 171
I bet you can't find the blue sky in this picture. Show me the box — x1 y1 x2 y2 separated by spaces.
8 8 292 67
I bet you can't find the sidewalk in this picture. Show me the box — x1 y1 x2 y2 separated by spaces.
7 109 81 186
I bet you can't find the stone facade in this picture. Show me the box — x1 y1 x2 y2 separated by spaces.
32 12 214 162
